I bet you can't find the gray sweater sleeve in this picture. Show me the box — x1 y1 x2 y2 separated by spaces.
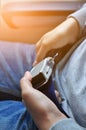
50 118 84 130
50 4 86 130
68 3 86 35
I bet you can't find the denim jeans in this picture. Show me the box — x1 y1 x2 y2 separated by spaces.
0 41 37 130
0 41 36 97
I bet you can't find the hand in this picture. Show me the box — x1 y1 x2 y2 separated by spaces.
33 17 80 65
20 71 66 130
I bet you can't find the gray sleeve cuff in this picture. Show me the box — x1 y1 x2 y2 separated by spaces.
50 118 84 130
68 4 86 35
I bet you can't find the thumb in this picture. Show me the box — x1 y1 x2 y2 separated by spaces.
20 71 33 93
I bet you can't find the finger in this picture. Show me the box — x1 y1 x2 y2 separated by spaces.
35 45 49 63
33 60 38 66
33 40 42 66
20 72 32 91
35 39 42 53
20 77 32 90
24 71 32 81
20 77 29 93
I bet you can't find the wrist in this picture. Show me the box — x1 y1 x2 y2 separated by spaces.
38 107 66 130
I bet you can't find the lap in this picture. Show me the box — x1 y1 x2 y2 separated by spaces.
0 100 37 130
0 41 36 97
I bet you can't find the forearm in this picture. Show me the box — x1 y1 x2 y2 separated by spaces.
23 89 66 130
60 17 80 44
52 17 80 48
31 107 66 130
51 3 86 48
34 3 86 63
